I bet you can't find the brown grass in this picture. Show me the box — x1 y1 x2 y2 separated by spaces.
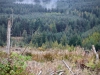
1 46 100 75
24 47 100 75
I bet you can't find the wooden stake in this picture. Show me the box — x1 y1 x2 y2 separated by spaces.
92 45 99 63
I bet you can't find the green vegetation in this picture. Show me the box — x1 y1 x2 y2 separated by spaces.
0 0 100 74
82 32 100 50
0 0 100 50
0 51 31 75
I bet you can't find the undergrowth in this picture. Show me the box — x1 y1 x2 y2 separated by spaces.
0 46 100 75
0 51 32 75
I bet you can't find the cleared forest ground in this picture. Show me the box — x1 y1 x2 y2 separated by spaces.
0 46 100 75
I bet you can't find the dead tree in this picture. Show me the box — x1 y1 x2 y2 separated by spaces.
7 18 11 55
6 9 13 63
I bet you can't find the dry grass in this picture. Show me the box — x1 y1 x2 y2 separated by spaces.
24 47 100 75
26 60 66 75
1 47 100 75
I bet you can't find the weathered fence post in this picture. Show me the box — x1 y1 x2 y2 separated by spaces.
92 45 99 63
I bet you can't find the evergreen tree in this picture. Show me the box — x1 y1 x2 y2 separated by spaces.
69 35 82 46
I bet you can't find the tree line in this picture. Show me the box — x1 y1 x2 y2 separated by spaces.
0 0 100 50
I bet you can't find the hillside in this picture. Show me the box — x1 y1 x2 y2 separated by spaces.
0 0 100 49
0 0 100 75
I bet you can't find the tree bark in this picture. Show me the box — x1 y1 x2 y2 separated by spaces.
7 18 11 55
6 9 13 56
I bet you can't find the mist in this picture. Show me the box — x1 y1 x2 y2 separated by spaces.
15 0 36 5
40 0 58 10
14 0 58 10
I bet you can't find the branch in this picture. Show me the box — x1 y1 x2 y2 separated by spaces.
58 72 64 75
62 60 75 75
49 71 55 75
38 70 42 75
56 70 65 73
50 70 65 75
21 46 28 55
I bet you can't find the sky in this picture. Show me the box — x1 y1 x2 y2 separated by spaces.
15 0 58 10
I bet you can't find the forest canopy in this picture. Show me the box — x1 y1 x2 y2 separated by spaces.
0 0 100 50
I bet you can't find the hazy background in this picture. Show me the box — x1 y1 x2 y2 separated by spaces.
15 0 58 10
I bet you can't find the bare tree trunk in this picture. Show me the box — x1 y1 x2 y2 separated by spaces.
11 8 13 28
6 8 13 56
7 18 11 55
6 9 13 64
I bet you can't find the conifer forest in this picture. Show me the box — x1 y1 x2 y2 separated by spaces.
0 0 100 75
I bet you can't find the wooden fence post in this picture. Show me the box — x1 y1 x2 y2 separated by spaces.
92 45 99 63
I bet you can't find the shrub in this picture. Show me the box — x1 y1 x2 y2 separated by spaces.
66 45 74 51
0 52 32 75
69 35 82 46
95 42 100 51
43 53 54 61
24 51 32 56
82 32 100 49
